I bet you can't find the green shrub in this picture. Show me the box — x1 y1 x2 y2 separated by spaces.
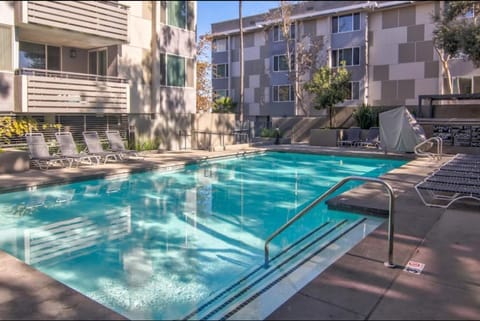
260 128 281 138
212 96 237 113
134 138 161 151
352 104 377 129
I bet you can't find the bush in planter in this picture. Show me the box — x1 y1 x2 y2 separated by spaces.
352 104 377 129
212 96 237 113
134 138 162 151
260 128 281 138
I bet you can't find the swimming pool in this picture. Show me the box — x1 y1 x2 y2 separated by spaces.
0 152 406 320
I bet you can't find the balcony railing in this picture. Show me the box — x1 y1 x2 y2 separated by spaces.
19 1 128 42
15 68 129 114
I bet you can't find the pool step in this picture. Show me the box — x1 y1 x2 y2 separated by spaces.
183 217 367 320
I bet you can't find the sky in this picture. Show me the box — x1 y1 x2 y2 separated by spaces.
196 1 280 39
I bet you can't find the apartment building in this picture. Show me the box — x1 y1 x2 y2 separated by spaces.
0 1 196 150
211 0 480 126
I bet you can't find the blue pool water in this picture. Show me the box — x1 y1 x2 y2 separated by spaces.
0 152 406 319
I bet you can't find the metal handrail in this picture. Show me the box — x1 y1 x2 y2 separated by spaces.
264 176 396 268
414 136 443 160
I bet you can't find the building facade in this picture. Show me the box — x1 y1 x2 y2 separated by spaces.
0 1 196 150
210 0 480 125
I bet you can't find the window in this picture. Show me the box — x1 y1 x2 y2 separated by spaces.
0 25 12 71
453 77 473 94
332 13 360 33
331 47 360 67
166 1 194 30
160 53 166 85
445 1 475 19
88 49 107 76
167 1 187 29
214 89 229 99
47 46 60 71
167 55 185 87
19 42 60 70
160 53 192 87
213 38 227 52
273 55 293 72
273 24 295 42
272 85 294 102
347 81 360 100
213 63 228 78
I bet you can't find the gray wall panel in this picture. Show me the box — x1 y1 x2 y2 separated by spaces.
244 33 255 47
261 102 295 117
212 78 229 89
271 73 291 85
331 30 365 49
407 24 424 43
212 51 228 64
245 60 263 77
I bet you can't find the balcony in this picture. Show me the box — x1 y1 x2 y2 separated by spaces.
15 68 129 114
16 1 128 47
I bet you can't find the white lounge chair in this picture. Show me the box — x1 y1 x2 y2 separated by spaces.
55 132 101 166
415 153 480 208
82 131 121 164
105 130 142 159
25 133 72 170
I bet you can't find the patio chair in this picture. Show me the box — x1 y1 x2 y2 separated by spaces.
439 163 480 174
82 131 121 164
55 132 101 167
415 179 480 208
337 127 361 146
233 121 249 144
415 154 480 208
25 133 72 170
105 130 142 159
356 127 380 148
426 173 480 186
431 168 480 179
455 153 480 161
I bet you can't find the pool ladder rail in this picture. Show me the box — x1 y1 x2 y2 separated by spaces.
265 175 396 269
183 176 396 321
414 136 443 160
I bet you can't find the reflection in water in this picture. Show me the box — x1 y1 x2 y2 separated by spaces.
23 206 131 265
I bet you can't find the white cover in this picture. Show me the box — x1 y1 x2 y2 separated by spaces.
379 106 426 153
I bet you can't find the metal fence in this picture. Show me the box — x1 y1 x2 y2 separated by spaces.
0 114 129 150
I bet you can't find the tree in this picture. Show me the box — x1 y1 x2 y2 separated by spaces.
303 63 351 128
196 33 213 112
239 0 245 121
262 1 324 116
432 1 480 94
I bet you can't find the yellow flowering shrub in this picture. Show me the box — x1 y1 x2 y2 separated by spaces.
0 116 62 145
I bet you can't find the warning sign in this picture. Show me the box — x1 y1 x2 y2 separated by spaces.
403 260 425 275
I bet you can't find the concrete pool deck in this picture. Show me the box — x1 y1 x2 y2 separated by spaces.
0 144 478 320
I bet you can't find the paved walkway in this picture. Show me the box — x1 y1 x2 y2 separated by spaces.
0 145 478 320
